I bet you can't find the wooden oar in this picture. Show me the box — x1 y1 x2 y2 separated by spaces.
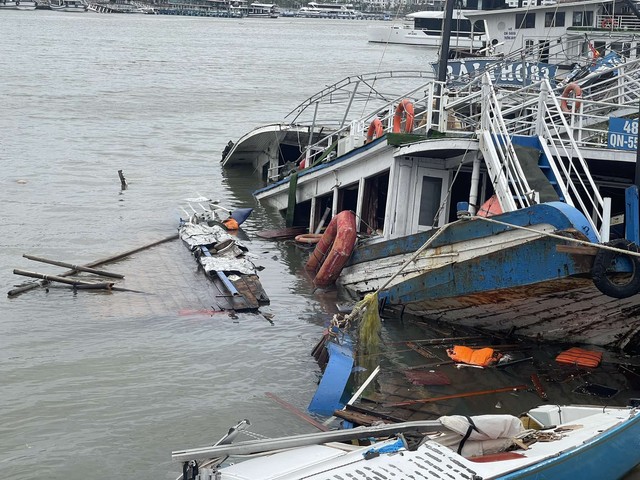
23 254 124 278
383 384 529 407
265 392 329 432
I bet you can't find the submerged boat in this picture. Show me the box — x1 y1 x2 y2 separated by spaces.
246 47 640 350
178 200 269 312
172 405 640 479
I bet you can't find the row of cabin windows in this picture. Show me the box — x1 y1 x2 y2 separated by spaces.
414 18 485 34
516 11 594 29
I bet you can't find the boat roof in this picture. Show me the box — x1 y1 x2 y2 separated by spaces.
408 9 472 19
464 0 610 18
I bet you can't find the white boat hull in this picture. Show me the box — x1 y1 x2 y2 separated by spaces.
0 1 37 9
368 24 484 48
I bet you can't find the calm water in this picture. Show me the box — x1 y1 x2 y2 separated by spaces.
0 11 435 480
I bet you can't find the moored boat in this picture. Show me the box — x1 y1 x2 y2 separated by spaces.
49 0 87 11
0 0 37 10
172 405 640 479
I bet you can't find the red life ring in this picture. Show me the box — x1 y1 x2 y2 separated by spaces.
601 17 613 28
392 99 415 133
295 233 322 244
305 210 357 287
365 118 384 143
560 82 582 113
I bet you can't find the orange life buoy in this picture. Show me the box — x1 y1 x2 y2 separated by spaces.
366 118 384 143
560 83 582 113
392 99 415 133
305 210 357 287
295 233 322 244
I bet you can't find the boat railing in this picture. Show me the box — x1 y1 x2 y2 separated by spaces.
595 14 640 30
476 72 610 241
478 75 536 213
266 80 449 181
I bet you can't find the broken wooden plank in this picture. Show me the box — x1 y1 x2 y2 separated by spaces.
383 385 529 408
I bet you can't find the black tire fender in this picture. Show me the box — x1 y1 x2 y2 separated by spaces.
592 239 640 299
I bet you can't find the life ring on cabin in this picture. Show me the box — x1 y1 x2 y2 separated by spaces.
560 83 583 113
592 238 640 299
392 99 415 133
601 17 613 28
295 233 322 244
366 118 384 143
305 210 357 287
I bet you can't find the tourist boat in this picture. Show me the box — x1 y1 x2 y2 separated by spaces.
297 1 358 18
220 71 434 182
367 10 487 51
178 199 269 312
0 0 37 10
50 0 87 11
245 45 640 351
247 2 278 18
172 405 640 479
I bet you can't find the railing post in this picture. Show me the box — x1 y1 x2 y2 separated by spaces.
601 197 611 243
536 81 549 137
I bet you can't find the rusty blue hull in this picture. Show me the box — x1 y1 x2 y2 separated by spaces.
340 202 640 350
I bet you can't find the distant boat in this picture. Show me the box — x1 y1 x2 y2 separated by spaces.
50 0 87 11
0 0 37 10
247 2 278 18
172 405 640 480
368 10 486 50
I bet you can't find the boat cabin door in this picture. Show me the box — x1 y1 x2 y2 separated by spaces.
411 167 450 232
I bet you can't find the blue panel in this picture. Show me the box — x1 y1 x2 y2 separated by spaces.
308 340 354 416
349 202 598 267
626 186 640 244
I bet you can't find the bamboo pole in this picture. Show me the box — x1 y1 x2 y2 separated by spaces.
13 269 114 289
23 254 124 278
7 233 178 297
383 385 529 407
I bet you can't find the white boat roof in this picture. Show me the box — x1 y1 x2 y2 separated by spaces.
464 0 610 19
408 9 472 19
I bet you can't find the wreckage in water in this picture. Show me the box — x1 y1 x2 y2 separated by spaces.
179 201 269 312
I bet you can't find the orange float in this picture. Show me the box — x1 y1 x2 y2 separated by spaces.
305 210 357 287
392 99 415 133
560 83 582 113
295 233 322 244
555 347 602 368
366 118 384 143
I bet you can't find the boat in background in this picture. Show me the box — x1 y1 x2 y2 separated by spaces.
0 0 37 10
368 9 486 51
247 2 278 17
172 405 640 480
50 0 87 11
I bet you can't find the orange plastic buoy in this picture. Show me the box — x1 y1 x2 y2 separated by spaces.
446 345 502 367
366 118 384 143
305 210 357 287
392 99 415 133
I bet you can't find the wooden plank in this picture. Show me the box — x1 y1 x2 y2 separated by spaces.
256 226 307 240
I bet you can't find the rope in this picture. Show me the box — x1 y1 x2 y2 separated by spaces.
473 215 640 257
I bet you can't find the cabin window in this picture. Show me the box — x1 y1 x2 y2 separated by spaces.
572 11 593 27
360 171 389 235
545 12 564 27
515 13 535 29
417 176 443 228
414 17 474 36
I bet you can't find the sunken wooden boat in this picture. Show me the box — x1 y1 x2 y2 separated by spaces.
178 203 269 312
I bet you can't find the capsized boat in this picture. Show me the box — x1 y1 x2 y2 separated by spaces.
172 405 640 479
252 50 640 350
178 199 269 312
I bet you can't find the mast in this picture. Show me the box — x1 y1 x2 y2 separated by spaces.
436 0 456 82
